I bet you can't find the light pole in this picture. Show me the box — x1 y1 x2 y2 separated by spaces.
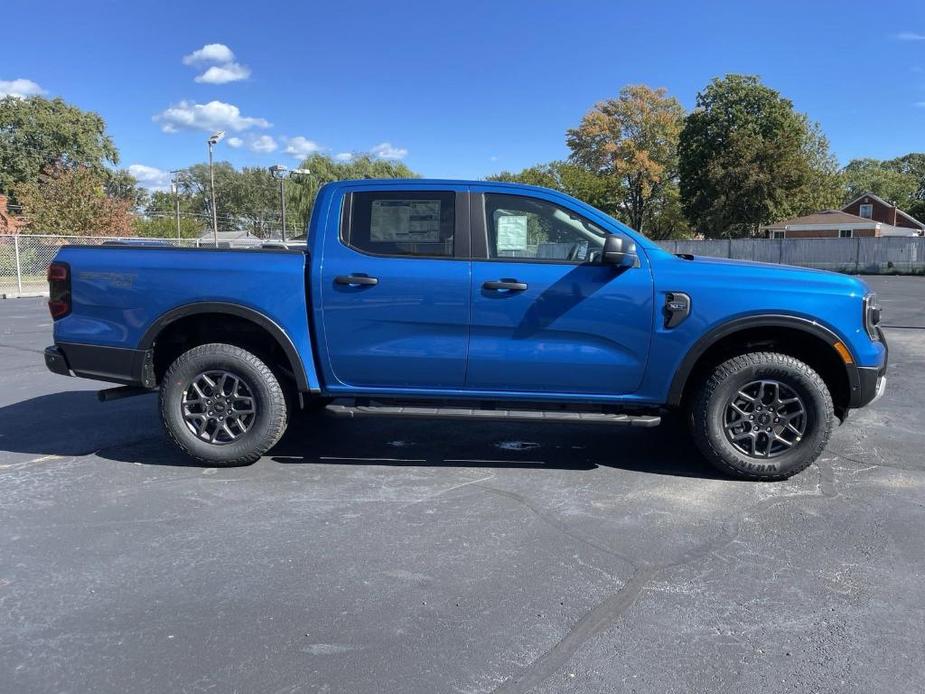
207 131 224 247
170 169 187 244
269 166 311 242
269 164 288 242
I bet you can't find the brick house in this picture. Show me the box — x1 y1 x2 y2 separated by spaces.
763 191 924 239
0 194 24 234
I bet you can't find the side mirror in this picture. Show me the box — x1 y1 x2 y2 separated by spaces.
601 235 637 267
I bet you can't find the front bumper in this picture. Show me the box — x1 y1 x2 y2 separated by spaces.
850 328 888 409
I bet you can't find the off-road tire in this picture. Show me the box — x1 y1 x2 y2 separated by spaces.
691 352 834 481
160 343 288 466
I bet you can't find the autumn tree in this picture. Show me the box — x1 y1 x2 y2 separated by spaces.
0 96 119 199
566 85 685 234
13 165 134 236
679 75 841 237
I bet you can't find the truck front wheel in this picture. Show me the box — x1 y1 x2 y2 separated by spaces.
159 343 288 466
690 352 834 481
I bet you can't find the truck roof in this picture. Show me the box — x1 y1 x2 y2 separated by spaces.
320 178 648 244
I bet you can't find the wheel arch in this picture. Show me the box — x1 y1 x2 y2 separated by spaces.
668 315 859 416
139 302 310 392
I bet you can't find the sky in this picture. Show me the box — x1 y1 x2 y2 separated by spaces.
2 0 925 191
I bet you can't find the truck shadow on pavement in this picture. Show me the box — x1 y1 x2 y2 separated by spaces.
0 390 725 480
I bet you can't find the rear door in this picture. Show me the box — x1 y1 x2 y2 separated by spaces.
319 185 471 390
466 189 653 395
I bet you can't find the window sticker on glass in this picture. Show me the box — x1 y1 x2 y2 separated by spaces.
496 215 528 251
370 200 442 242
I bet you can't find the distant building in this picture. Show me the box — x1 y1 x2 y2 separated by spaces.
763 192 924 239
0 195 24 234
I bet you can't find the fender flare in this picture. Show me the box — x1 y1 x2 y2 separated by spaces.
138 301 312 392
666 314 860 406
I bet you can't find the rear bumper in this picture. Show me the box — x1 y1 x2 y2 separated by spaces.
45 343 155 388
44 345 71 376
850 329 888 409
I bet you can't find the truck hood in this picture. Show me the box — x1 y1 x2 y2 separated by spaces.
676 253 871 297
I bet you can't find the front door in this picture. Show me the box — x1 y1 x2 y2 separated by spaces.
466 191 653 395
319 187 470 390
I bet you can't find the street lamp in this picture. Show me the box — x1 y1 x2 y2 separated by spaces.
268 166 311 242
169 169 188 244
207 131 225 247
269 164 288 241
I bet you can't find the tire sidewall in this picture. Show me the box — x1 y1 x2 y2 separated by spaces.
702 358 831 479
161 347 283 464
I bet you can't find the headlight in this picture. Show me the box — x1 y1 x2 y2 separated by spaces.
863 293 881 341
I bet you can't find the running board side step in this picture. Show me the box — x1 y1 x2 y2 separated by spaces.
327 404 661 427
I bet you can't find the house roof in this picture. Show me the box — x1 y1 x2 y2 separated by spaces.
844 191 925 229
762 210 877 230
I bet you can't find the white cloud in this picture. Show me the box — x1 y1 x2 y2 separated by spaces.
334 152 353 161
284 136 321 159
183 43 235 65
370 142 408 160
154 100 270 133
183 43 250 84
0 78 46 99
896 31 925 41
250 135 277 153
128 164 172 191
194 62 250 84
227 136 244 148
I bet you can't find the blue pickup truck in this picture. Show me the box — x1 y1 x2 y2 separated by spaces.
44 179 887 480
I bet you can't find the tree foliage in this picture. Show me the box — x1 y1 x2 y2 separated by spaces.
679 75 840 237
13 165 134 236
486 161 616 213
566 85 685 234
0 96 119 200
841 158 919 207
286 153 418 236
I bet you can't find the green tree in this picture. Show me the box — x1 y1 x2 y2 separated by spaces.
105 168 145 208
841 158 919 209
566 85 685 234
286 153 419 236
13 165 134 236
0 96 119 199
133 216 203 239
679 75 838 237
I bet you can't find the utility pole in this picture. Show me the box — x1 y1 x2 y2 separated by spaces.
269 164 288 242
269 165 312 243
170 169 186 244
207 131 224 247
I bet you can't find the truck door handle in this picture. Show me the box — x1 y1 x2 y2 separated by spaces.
483 280 528 292
335 275 378 286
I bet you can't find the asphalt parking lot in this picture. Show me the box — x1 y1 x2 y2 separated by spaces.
1 275 924 694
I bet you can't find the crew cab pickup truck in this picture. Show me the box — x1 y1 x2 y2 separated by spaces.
44 179 887 480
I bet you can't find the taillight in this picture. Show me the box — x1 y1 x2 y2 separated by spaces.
47 262 71 319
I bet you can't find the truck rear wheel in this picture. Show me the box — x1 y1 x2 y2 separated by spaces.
159 343 288 466
690 352 834 481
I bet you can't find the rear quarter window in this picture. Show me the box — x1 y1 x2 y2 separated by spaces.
343 191 455 258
